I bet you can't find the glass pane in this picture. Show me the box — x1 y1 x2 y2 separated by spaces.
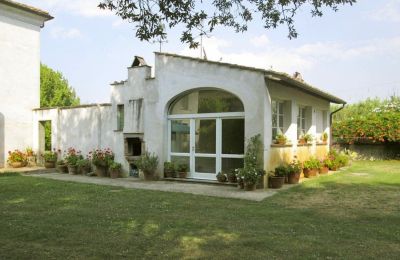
279 115 284 128
271 100 277 114
278 102 284 114
170 90 244 114
171 156 190 170
272 128 277 139
222 158 244 173
195 157 216 173
195 119 216 153
272 114 277 127
171 120 190 153
222 118 244 154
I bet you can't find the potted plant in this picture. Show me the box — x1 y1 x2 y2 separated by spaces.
109 161 122 179
299 133 313 145
287 159 302 184
163 161 175 178
269 165 287 189
235 168 244 189
77 158 91 175
90 148 114 177
241 166 264 191
42 150 57 168
56 160 68 173
176 163 189 178
319 158 330 174
64 147 82 175
136 152 159 180
216 171 227 182
25 147 36 167
7 150 28 168
303 157 320 178
321 132 328 143
275 134 288 145
227 170 237 183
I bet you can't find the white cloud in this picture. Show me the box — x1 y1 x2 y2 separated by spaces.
250 34 270 47
370 0 400 22
180 36 400 75
50 27 82 39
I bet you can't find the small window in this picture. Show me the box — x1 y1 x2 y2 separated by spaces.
117 104 124 131
297 107 307 138
272 100 284 140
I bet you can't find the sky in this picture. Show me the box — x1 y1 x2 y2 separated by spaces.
21 0 400 104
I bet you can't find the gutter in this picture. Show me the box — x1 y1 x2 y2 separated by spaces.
329 103 346 149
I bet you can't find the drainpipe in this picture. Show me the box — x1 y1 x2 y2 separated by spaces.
329 103 346 149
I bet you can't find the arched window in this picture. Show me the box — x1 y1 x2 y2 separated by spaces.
169 89 244 115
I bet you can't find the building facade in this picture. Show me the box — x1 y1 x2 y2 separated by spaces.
33 53 346 186
0 0 52 167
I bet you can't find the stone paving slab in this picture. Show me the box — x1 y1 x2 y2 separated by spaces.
27 172 298 202
1 166 54 174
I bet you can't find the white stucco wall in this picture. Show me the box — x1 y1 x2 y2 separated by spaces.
0 4 48 167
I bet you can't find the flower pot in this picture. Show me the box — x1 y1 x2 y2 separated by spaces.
227 174 237 183
329 166 338 171
57 164 68 174
79 166 90 175
164 170 175 178
298 139 307 145
303 168 318 178
10 161 24 168
44 161 56 169
244 182 256 191
178 171 187 178
68 165 78 175
110 169 120 179
217 174 227 182
95 165 107 177
143 170 155 181
319 166 329 174
237 179 244 189
288 172 301 184
269 176 285 189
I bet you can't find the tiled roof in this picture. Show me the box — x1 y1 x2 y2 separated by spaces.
0 0 53 21
155 52 346 104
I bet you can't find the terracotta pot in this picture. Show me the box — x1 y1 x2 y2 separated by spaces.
329 166 338 171
227 174 237 183
319 166 329 174
269 176 285 189
244 182 256 191
298 139 306 145
95 166 107 177
164 170 175 178
57 164 68 173
10 161 24 168
217 174 227 182
237 179 244 189
303 168 318 178
44 161 56 169
288 172 301 184
178 171 187 178
110 169 120 179
68 165 78 175
143 170 155 181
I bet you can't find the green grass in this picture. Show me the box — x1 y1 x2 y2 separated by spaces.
1 161 400 259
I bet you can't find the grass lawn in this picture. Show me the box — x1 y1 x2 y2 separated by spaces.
1 161 399 259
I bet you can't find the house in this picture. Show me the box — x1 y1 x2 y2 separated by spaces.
0 0 52 167
33 53 346 186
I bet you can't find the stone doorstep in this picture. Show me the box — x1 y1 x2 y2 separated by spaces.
163 177 237 187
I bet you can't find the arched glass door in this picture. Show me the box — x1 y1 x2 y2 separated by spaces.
168 89 245 180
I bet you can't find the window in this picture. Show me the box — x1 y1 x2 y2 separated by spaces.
117 104 124 131
272 100 284 140
170 89 244 114
297 107 306 138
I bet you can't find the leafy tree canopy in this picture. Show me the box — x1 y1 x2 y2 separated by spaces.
40 64 80 108
98 0 356 48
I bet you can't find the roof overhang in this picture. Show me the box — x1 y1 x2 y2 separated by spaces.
0 0 53 21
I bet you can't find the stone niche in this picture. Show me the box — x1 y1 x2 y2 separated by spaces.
124 133 145 177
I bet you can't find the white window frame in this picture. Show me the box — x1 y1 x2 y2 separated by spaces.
297 106 306 138
271 100 284 140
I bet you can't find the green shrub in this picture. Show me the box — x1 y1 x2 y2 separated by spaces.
136 152 159 173
303 157 321 169
164 161 175 171
274 165 288 177
288 159 302 174
109 161 122 170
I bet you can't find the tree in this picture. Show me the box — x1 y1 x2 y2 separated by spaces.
98 0 356 48
40 64 80 108
40 64 80 150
